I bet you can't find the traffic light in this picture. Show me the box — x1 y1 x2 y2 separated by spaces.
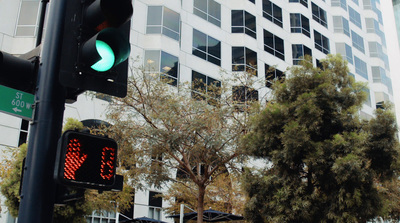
59 0 133 97
0 51 38 94
55 130 118 189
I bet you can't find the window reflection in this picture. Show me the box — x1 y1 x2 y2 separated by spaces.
146 6 180 41
145 50 179 86
192 29 221 66
194 0 221 27
231 10 257 39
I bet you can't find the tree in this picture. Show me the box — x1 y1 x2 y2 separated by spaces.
162 171 245 216
106 66 260 223
0 118 133 222
242 55 400 223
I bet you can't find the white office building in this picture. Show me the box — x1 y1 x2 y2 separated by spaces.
0 0 395 222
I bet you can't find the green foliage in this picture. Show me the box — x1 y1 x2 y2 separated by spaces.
62 117 84 132
0 144 27 217
242 55 400 223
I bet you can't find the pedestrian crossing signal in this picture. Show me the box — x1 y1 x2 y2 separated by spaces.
55 130 118 189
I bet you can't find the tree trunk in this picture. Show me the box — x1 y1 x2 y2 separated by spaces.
197 185 206 223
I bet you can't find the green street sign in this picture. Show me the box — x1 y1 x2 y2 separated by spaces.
0 85 34 120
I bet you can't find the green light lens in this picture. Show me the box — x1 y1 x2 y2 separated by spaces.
91 40 115 72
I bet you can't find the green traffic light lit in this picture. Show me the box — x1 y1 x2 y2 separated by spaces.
91 40 115 72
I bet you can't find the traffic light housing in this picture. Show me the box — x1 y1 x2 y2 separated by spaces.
55 130 118 189
59 0 133 97
0 51 38 94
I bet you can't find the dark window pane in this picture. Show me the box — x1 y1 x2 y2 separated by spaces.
21 120 29 130
193 29 207 49
208 36 221 58
245 12 256 32
208 56 221 66
149 191 162 207
18 132 28 146
304 46 312 56
264 30 273 48
275 37 284 54
232 27 244 33
273 5 282 22
192 71 207 92
292 44 303 58
290 13 301 27
161 52 178 78
232 47 245 64
232 10 244 26
246 48 257 68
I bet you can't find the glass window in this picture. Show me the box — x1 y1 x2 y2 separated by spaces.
375 92 389 109
351 30 365 53
372 66 393 94
289 0 308 8
292 44 312 65
333 16 350 36
349 7 362 28
86 210 117 223
192 70 221 103
192 29 221 66
265 64 285 88
194 0 221 26
144 50 179 86
147 6 180 41
16 0 40 36
263 29 285 60
352 0 359 5
232 47 258 74
365 18 376 33
364 88 371 107
314 30 330 54
290 13 310 37
371 66 385 83
262 0 283 27
354 56 368 79
332 0 347 10
312 2 328 28
148 191 162 220
363 0 372 9
335 43 353 64
232 86 259 103
249 0 255 3
368 42 382 58
231 10 257 39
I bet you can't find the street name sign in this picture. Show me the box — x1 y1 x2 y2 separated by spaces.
0 85 34 120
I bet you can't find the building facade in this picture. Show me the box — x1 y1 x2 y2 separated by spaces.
394 0 400 47
0 0 395 222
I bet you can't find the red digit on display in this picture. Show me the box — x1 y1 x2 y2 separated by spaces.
100 147 116 180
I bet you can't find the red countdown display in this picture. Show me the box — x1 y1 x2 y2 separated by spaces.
55 130 118 189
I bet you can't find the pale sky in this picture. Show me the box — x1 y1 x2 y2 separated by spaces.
381 1 400 126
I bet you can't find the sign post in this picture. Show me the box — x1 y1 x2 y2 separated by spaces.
17 0 67 221
0 85 34 120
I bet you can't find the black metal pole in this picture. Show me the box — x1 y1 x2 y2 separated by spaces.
18 0 67 221
35 0 49 47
